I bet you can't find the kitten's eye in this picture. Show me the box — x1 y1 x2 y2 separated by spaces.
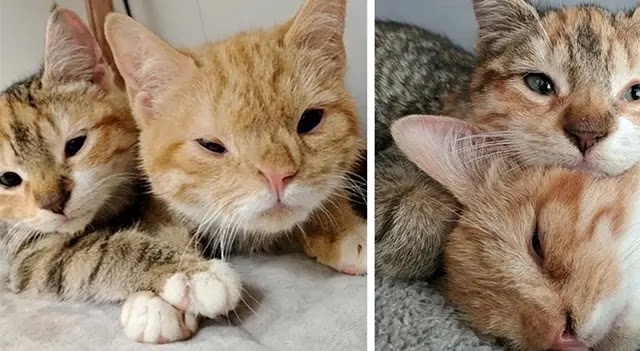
524 73 555 96
65 135 87 158
297 109 324 134
0 172 22 188
530 224 544 263
623 84 640 101
196 139 227 154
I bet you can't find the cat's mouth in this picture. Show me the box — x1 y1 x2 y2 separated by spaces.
261 202 299 216
50 209 94 233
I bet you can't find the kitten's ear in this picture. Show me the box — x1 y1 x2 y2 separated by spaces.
391 115 488 201
632 6 640 20
42 7 112 88
105 13 196 127
284 0 347 70
472 0 539 55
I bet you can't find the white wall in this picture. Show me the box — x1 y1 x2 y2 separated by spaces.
376 0 640 51
0 0 367 134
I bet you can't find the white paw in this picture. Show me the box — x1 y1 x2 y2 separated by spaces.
121 291 198 344
160 259 242 319
335 223 367 276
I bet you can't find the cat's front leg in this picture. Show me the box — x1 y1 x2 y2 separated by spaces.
300 196 367 275
8 228 242 344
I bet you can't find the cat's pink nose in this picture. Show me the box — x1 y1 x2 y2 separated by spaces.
548 323 588 351
563 128 607 154
258 167 296 200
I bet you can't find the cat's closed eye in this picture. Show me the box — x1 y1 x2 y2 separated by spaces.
297 108 324 134
65 135 87 158
523 73 555 96
623 84 640 102
0 172 22 189
530 222 544 264
196 139 227 155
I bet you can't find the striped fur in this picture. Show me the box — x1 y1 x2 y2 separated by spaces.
374 21 473 279
0 9 241 344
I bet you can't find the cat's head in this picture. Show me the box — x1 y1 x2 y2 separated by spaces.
106 0 362 234
465 0 640 176
0 8 137 236
393 115 640 350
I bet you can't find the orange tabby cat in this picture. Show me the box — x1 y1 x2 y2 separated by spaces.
105 0 366 275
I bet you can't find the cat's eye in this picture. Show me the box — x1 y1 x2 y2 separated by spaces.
65 135 87 158
524 73 555 96
0 172 22 188
530 223 544 263
623 84 640 101
297 109 324 134
196 139 227 154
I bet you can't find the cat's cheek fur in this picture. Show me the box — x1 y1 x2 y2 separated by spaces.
590 116 640 176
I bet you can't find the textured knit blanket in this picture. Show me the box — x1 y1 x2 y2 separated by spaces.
0 254 366 351
375 277 504 351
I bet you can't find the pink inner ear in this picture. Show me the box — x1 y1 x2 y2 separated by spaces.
391 114 483 201
44 8 108 86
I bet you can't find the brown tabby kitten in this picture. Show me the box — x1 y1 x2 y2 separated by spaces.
106 0 367 275
0 8 241 344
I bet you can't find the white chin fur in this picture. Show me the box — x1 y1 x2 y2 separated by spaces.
235 184 329 233
173 183 333 235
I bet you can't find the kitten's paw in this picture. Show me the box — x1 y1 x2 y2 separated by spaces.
160 259 242 319
334 224 367 276
121 291 198 344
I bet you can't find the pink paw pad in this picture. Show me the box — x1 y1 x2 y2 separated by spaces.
174 286 191 311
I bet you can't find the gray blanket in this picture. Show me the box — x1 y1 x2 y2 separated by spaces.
375 277 504 351
0 254 366 351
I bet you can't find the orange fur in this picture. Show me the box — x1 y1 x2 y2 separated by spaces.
106 0 366 274
393 115 640 351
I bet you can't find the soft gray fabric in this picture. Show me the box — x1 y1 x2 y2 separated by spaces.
0 254 365 351
375 277 504 351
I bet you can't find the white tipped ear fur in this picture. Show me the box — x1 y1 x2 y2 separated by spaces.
105 13 196 126
42 7 112 88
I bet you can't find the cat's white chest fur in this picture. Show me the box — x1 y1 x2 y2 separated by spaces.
616 193 640 340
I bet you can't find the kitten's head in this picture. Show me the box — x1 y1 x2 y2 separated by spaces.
394 115 640 350
0 8 137 235
106 0 362 234
465 0 640 176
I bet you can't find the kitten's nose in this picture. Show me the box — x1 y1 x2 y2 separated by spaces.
38 190 71 215
258 167 297 200
548 314 588 351
563 128 607 154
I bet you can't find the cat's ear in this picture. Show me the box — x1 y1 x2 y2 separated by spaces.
472 0 539 55
284 0 347 70
42 7 112 89
105 13 196 127
632 6 640 20
391 115 490 201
